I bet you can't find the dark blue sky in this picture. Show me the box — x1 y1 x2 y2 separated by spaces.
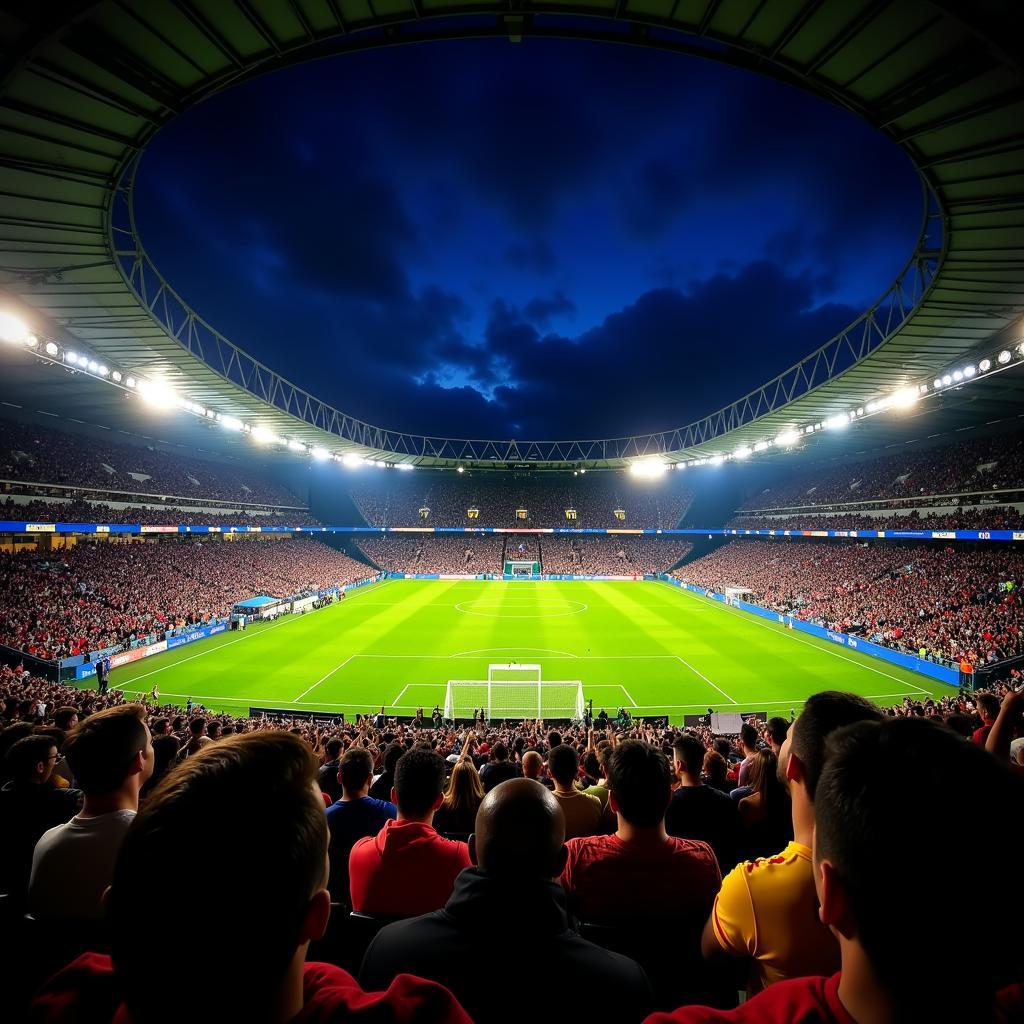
137 39 920 440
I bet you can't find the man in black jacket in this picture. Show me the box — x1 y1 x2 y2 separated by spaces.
359 778 652 1023
478 742 519 792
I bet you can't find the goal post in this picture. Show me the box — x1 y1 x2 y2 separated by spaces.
444 666 584 721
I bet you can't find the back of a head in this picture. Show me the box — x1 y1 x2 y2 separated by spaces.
339 746 373 794
491 742 508 763
673 734 706 777
521 750 543 779
547 744 578 786
790 691 883 801
108 732 326 1024
474 778 565 881
324 737 343 761
815 718 1023 1016
976 692 1000 721
607 740 672 827
63 705 148 796
703 749 727 783
740 722 759 750
393 746 445 815
382 741 404 775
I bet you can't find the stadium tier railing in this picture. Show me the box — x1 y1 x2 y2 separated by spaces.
1 522 1023 542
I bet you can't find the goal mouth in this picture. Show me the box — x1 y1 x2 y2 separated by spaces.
444 668 584 720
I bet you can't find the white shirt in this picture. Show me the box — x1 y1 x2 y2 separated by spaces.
29 810 136 919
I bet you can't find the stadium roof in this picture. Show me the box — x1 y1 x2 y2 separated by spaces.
0 0 1022 470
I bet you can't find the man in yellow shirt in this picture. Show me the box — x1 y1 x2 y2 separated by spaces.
701 691 882 993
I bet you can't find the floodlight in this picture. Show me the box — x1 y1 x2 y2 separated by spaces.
753 441 769 452
998 350 1011 364
251 427 279 444
953 370 963 382
0 312 29 344
125 376 137 388
963 365 975 378
87 360 98 372
219 415 243 431
918 383 929 393
629 459 668 478
342 453 364 468
395 463 414 471
137 378 175 409
287 439 307 453
933 378 943 389
65 352 79 365
733 446 751 460
311 447 330 460
709 455 725 466
456 466 465 473
775 430 799 447
890 387 919 409
825 415 849 430
942 375 952 386
45 342 59 357
579 468 586 474
25 334 38 349
111 370 122 382
979 359 991 372
1018 342 1024 358
98 364 109 377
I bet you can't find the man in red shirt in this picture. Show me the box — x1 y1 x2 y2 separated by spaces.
643 718 1023 1024
31 732 471 1024
350 747 471 915
973 692 1000 745
561 739 720 925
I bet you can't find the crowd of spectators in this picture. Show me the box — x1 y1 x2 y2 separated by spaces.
0 417 303 507
0 497 320 528
727 504 1024 532
543 537 692 575
0 539 372 661
357 536 504 575
350 471 692 529
674 540 1024 668
1 666 1020 1023
740 431 1024 512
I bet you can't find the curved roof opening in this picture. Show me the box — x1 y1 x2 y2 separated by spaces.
135 38 920 440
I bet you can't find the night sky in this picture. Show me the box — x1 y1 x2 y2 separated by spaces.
137 38 920 441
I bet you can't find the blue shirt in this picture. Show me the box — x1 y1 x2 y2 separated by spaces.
325 796 396 902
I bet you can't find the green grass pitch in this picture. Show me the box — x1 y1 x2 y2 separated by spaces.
104 579 954 723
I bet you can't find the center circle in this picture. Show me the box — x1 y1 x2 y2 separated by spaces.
455 598 588 618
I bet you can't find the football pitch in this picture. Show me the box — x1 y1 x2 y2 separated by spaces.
105 579 952 722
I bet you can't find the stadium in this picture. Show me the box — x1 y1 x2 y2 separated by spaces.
0 2 1022 1023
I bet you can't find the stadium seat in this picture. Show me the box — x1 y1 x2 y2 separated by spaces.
307 906 410 973
577 919 738 1011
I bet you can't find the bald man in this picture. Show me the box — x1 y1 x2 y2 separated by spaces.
360 779 652 1024
520 750 553 789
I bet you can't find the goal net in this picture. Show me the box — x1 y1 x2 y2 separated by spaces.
444 664 584 721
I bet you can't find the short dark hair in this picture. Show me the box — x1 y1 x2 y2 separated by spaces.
339 746 373 793
815 718 1023 1016
189 717 206 737
739 723 759 750
53 707 80 730
673 734 706 777
5 734 56 780
790 691 883 801
393 747 446 815
324 737 343 760
491 742 509 762
765 717 789 746
382 741 404 775
606 740 672 827
64 705 148 795
546 744 578 785
975 693 1000 720
151 717 170 736
108 733 326 1023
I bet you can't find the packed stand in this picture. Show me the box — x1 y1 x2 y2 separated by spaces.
1 667 1021 1023
543 536 692 575
739 430 1024 512
0 416 305 508
1 497 319 527
727 504 1024 532
0 539 372 661
357 535 504 575
350 471 692 529
674 539 1024 668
